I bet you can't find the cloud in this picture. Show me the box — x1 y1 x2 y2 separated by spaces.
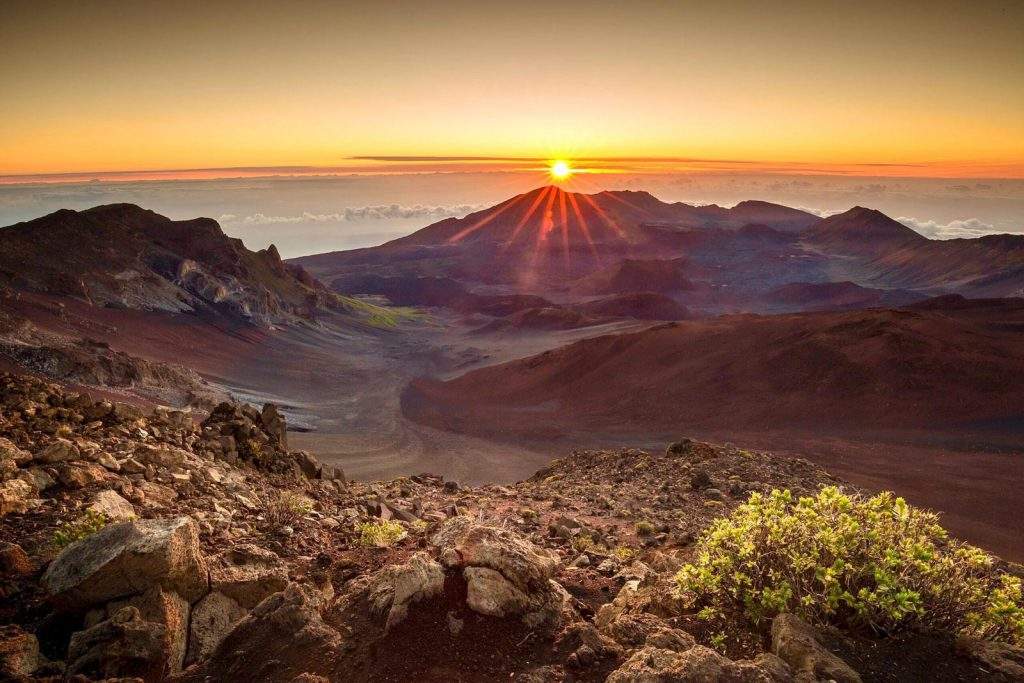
218 203 484 226
897 216 998 239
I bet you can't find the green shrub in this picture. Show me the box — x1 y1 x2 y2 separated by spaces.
52 509 107 549
674 486 1023 645
358 520 407 547
613 546 637 562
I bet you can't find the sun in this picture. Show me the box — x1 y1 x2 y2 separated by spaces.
549 160 573 181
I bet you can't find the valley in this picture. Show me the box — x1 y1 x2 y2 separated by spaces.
2 191 1023 562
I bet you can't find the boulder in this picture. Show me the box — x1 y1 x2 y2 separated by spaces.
66 606 169 682
433 517 566 627
42 516 208 609
364 551 446 630
89 489 137 522
0 625 39 678
37 437 79 463
209 544 289 609
771 614 861 683
261 403 288 450
185 591 247 666
0 478 34 516
606 645 773 682
464 566 532 618
178 583 342 682
0 437 31 467
54 461 108 489
105 585 190 674
0 542 32 577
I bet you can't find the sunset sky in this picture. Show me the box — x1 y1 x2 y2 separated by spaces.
2 0 1023 178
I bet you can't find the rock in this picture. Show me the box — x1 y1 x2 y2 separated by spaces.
0 542 32 577
96 451 122 471
261 404 288 450
464 566 532 617
42 516 208 609
0 437 31 468
665 439 693 456
364 551 445 630
295 450 322 479
67 605 169 681
0 478 34 516
209 544 289 609
704 487 726 502
186 591 247 666
135 444 187 469
955 636 1024 681
0 624 39 678
180 583 342 682
37 437 79 463
606 645 772 682
690 469 713 491
22 466 56 492
55 461 108 489
433 517 566 627
771 613 861 683
89 489 136 522
105 585 190 674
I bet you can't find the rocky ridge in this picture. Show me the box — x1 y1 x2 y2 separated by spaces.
0 372 1020 681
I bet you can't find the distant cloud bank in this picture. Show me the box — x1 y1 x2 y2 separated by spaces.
218 203 484 226
897 216 998 240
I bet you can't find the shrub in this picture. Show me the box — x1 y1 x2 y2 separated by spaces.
613 546 637 562
52 509 107 549
266 490 313 526
358 520 407 547
675 486 1023 645
636 520 656 536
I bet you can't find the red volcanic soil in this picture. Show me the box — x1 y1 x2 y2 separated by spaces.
570 258 694 296
575 292 690 320
763 281 925 311
472 307 599 334
407 300 1024 434
405 297 1024 559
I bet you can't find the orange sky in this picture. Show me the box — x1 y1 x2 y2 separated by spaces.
1 1 1022 177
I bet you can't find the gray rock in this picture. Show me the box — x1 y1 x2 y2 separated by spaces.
42 516 208 609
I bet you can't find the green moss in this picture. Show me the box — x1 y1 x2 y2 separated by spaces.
635 520 656 536
338 296 424 328
675 486 1024 645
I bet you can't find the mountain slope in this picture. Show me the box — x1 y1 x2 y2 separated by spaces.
0 204 329 325
405 298 1024 435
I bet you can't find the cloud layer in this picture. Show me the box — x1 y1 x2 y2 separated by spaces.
218 203 484 226
897 216 998 240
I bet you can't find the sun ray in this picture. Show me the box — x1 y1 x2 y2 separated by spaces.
566 190 600 260
504 185 554 249
579 192 626 240
447 193 527 243
558 187 569 266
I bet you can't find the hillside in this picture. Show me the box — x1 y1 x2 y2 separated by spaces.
0 204 331 326
406 298 1024 434
1 373 1019 682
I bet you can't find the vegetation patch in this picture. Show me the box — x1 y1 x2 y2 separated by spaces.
338 296 423 328
358 519 408 547
52 509 107 549
675 486 1024 645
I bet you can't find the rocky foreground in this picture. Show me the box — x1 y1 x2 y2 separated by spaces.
1 372 1021 681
